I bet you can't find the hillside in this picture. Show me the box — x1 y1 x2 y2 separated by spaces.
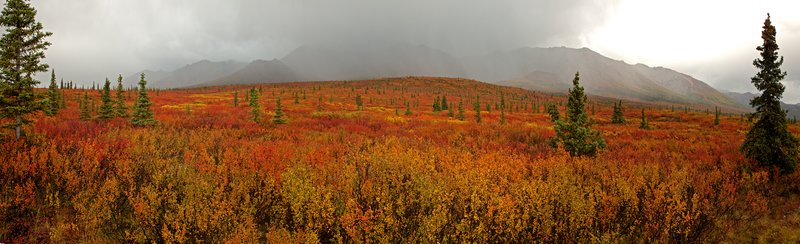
127 44 741 110
7 76 795 242
724 91 800 119
123 69 169 87
126 60 246 88
465 47 743 110
210 59 300 86
281 43 468 81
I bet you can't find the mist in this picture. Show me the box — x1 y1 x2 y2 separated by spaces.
11 0 800 102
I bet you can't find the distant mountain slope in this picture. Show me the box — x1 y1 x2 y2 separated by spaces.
126 60 246 88
210 59 300 86
281 42 467 81
123 69 169 87
127 44 742 110
464 47 743 110
724 91 800 119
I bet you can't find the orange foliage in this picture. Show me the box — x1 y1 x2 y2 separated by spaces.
1 77 798 242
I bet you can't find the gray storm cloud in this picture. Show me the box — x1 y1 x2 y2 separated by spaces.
28 0 619 84
9 0 800 102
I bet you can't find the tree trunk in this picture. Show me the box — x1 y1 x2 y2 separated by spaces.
15 115 21 139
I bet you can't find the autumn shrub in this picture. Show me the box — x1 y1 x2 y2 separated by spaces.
0 77 792 242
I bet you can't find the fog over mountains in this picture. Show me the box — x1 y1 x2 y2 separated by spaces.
723 91 800 119
126 43 744 110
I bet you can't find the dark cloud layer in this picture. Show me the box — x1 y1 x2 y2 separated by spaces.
27 0 619 84
6 0 800 102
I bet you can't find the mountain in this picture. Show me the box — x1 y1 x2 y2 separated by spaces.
463 47 743 110
123 69 169 87
127 44 743 110
126 60 246 88
281 42 467 81
724 91 800 119
210 59 299 86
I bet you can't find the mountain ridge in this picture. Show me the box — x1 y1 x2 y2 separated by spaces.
127 44 743 110
723 91 800 118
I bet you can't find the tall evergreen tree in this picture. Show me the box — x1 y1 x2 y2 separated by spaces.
273 96 288 125
550 72 606 156
457 100 465 121
742 14 800 174
405 101 412 116
114 75 127 117
547 103 559 122
79 93 90 121
355 94 363 110
0 0 52 138
714 107 720 125
233 91 239 107
441 95 448 110
474 95 481 123
45 69 59 116
317 96 322 112
98 78 114 119
251 90 261 123
639 108 650 129
447 101 455 117
500 105 506 125
130 73 157 127
611 101 626 124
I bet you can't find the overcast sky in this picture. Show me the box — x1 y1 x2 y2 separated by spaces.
16 0 800 102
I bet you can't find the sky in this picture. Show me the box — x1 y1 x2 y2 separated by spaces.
14 0 800 102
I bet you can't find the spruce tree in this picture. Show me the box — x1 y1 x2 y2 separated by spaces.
0 0 52 138
317 96 322 112
355 94 363 110
251 90 261 123
611 101 626 124
130 73 157 127
550 72 605 156
457 100 465 121
441 95 448 110
248 89 257 107
500 94 506 111
474 95 481 123
500 105 506 125
742 14 800 174
639 108 650 129
79 93 90 121
714 107 720 125
90 96 95 114
58 79 65 108
273 96 288 125
45 69 59 116
98 78 114 119
547 103 559 122
233 91 239 107
405 101 412 116
447 101 455 117
114 75 128 117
